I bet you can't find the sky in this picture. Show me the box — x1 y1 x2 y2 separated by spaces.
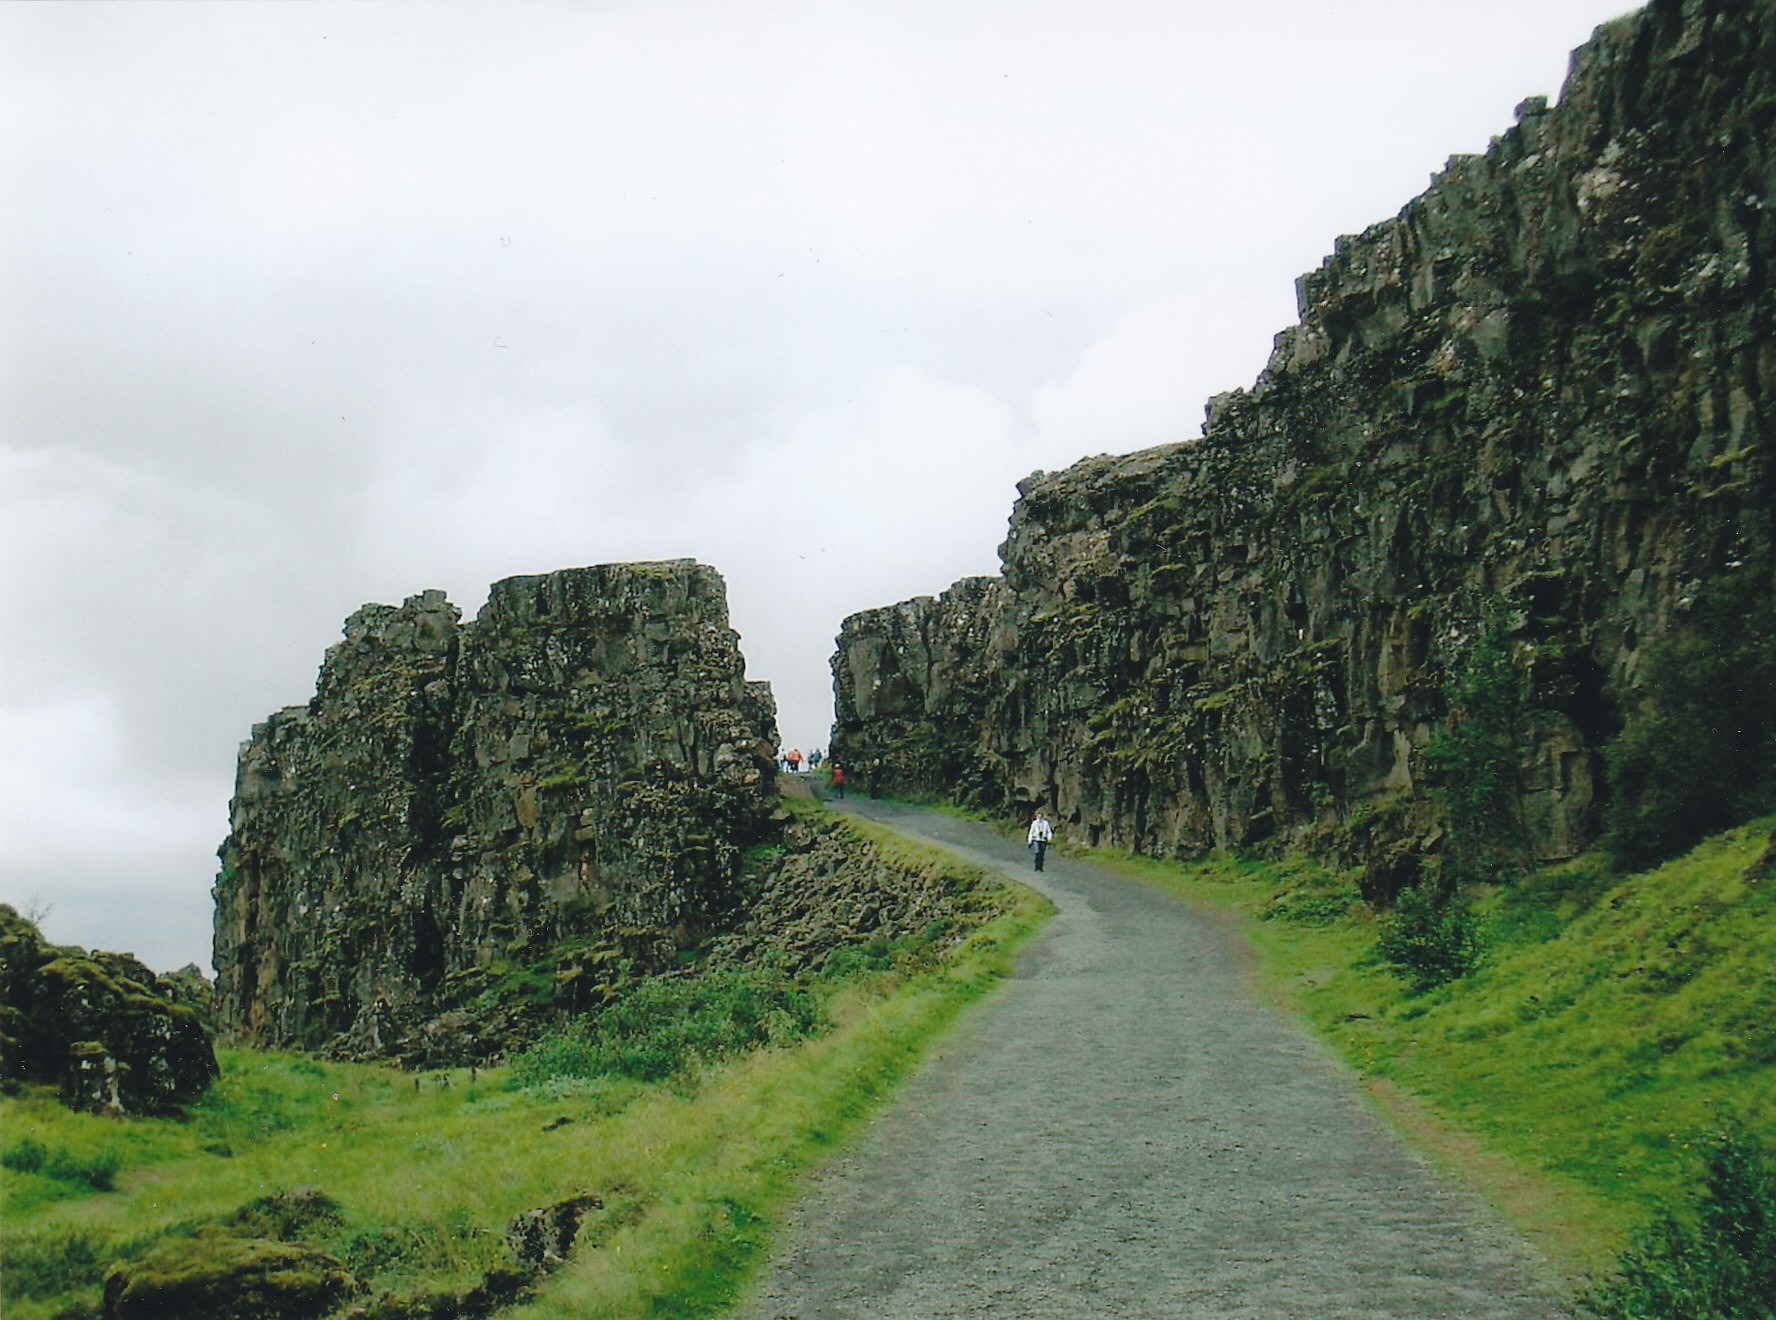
1 0 1638 972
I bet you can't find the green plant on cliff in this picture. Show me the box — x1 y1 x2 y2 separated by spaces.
1428 605 1530 885
1604 562 1776 872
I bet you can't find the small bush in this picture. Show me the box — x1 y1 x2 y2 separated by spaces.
1428 604 1531 884
339 1223 432 1277
1375 883 1484 993
822 936 894 981
5 1228 104 1299
1582 1123 1776 1319
3 1137 121 1191
1261 884 1360 928
511 966 823 1087
3 1135 48 1175
49 1144 122 1191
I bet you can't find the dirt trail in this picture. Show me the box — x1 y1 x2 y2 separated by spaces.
733 800 1571 1319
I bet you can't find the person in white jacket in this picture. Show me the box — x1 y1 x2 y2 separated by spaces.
1027 810 1053 873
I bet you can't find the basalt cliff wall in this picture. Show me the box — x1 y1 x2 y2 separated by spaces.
832 0 1775 888
213 561 781 1058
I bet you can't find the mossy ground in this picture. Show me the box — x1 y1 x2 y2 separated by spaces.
1084 815 1776 1280
1 818 1052 1320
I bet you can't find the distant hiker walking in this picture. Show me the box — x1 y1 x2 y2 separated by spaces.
867 757 883 799
830 762 846 799
787 748 803 774
1027 810 1053 873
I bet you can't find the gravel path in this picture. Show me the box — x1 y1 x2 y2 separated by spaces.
733 799 1571 1319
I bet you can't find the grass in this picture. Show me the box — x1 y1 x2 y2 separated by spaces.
1083 816 1776 1283
0 820 1052 1320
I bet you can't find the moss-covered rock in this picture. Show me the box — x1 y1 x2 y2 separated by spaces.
100 1236 354 1320
505 1191 603 1273
0 905 217 1114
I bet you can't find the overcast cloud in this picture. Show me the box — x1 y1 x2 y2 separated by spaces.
2 1 1635 971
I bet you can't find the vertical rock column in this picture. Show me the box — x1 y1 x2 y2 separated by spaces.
213 561 779 1055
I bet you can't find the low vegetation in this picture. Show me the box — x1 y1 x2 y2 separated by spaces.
1091 814 1776 1312
0 823 1051 1320
1580 1122 1776 1320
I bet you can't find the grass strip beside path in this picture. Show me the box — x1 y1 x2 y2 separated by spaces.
509 878 1051 1317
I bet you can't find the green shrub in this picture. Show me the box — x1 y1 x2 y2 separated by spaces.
821 936 894 980
1582 1123 1776 1319
1606 563 1776 871
3 1137 121 1192
3 1135 48 1175
510 965 823 1086
1428 605 1530 884
1374 882 1484 993
5 1228 104 1299
1261 884 1360 928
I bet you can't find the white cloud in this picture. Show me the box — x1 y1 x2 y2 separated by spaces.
1030 288 1292 458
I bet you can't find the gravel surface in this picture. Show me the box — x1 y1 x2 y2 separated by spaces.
733 799 1572 1319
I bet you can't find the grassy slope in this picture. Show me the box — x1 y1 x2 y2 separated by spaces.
1089 815 1776 1279
1 821 1052 1320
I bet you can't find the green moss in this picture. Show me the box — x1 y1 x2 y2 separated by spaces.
1277 462 1346 513
103 1236 355 1320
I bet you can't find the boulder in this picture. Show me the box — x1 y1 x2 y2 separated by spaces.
505 1191 604 1272
101 1237 354 1320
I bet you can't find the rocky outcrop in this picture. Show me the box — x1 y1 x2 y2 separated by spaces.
213 561 780 1059
710 808 1012 972
833 0 1775 884
0 904 218 1114
505 1192 604 1273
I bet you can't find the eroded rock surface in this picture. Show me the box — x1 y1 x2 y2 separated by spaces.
833 0 1774 875
711 810 1007 972
213 561 779 1061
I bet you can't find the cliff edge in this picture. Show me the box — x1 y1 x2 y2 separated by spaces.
832 0 1775 893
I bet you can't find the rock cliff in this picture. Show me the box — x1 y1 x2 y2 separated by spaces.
832 0 1775 890
213 561 780 1058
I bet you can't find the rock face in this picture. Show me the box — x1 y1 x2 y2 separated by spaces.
710 809 1013 972
213 561 780 1058
0 904 219 1113
833 0 1775 882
